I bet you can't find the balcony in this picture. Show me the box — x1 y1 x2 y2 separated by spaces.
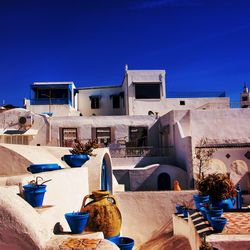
109 146 175 158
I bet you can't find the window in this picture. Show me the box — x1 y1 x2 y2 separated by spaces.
61 128 77 147
129 126 147 146
113 95 120 109
90 96 100 109
242 96 248 101
180 100 185 105
96 127 111 144
135 83 160 99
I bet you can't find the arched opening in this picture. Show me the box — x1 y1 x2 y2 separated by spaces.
101 154 113 192
157 172 171 190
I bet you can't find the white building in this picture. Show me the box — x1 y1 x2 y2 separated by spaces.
0 67 249 191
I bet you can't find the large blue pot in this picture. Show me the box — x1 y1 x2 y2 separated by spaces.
206 207 223 224
193 194 209 209
61 154 90 168
23 184 46 207
210 217 228 233
176 204 184 214
211 198 235 211
65 212 89 234
199 206 208 220
114 237 135 250
106 233 120 243
27 163 61 173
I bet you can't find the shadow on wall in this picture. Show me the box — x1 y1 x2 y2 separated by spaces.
113 165 188 191
137 220 191 250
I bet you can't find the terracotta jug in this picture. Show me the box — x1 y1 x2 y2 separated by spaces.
80 190 122 238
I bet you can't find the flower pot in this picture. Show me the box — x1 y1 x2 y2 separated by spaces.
27 163 61 173
206 207 223 224
176 204 184 214
183 209 189 218
106 233 120 243
61 154 90 168
193 194 209 209
65 212 89 234
80 190 122 238
114 237 134 250
23 184 46 207
211 198 235 211
199 206 207 220
210 217 228 233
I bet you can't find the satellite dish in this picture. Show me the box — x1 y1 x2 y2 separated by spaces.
18 116 27 125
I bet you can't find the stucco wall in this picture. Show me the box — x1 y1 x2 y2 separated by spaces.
77 86 125 116
112 156 175 168
190 108 250 144
26 103 80 117
114 164 188 191
115 190 196 247
49 115 158 147
0 186 51 250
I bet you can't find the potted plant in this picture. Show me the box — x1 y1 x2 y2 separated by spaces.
202 203 223 224
23 176 51 207
176 200 193 217
65 211 89 234
196 173 236 210
210 217 228 233
61 139 99 168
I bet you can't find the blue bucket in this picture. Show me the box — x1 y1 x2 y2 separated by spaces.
115 237 134 250
23 184 46 207
61 154 90 168
206 208 223 224
106 234 120 243
210 217 228 233
65 212 89 234
193 194 209 209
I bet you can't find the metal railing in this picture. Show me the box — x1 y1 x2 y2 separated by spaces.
109 146 175 158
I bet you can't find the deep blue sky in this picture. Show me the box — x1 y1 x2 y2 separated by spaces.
1 0 250 106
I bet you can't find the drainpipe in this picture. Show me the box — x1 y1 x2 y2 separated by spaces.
48 116 52 143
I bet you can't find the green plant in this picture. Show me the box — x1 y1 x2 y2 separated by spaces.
69 139 99 156
28 176 52 186
196 173 236 201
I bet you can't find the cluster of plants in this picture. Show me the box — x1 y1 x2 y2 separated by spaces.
196 173 236 201
69 139 99 156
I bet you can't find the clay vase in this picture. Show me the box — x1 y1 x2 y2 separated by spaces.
80 190 122 238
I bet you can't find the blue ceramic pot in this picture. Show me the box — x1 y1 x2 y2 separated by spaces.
183 209 189 218
106 234 120 243
193 194 209 209
176 204 184 214
27 163 61 173
65 212 89 234
61 154 90 168
199 206 207 220
210 217 228 233
211 198 235 211
23 184 46 207
206 207 223 224
114 237 134 250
